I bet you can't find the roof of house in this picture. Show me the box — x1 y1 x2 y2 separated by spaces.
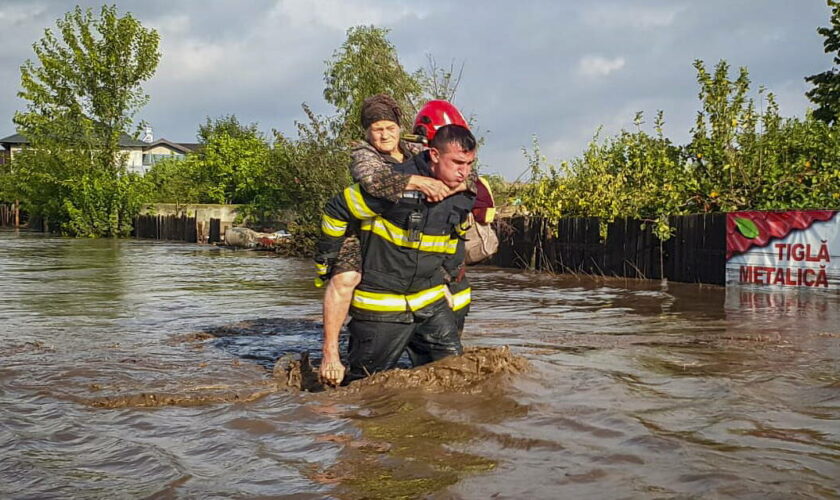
0 132 148 149
143 138 198 154
0 133 27 145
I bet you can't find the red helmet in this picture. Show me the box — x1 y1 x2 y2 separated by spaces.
413 100 468 141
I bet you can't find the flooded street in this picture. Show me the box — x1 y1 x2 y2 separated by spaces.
1 231 838 498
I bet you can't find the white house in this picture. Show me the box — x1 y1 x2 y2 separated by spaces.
0 133 197 175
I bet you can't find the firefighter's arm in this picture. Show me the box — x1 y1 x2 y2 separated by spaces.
313 184 393 286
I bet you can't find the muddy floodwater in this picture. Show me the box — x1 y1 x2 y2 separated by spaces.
1 232 838 499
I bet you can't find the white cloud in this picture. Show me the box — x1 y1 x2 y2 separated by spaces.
583 5 681 30
148 14 190 36
270 0 425 31
157 39 230 81
577 55 626 78
0 4 47 25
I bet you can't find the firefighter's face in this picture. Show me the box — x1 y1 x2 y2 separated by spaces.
429 142 475 188
366 120 401 155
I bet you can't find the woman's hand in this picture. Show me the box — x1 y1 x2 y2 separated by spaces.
407 175 451 202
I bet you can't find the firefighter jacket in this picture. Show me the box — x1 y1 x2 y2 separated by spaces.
444 175 498 313
315 151 475 323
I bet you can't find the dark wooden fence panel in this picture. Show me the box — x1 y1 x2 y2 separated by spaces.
0 204 27 229
208 218 221 244
0 203 16 227
133 215 197 243
492 214 726 285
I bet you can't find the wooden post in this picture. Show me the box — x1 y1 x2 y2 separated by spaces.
209 218 220 244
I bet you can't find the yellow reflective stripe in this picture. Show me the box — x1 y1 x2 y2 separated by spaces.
484 207 496 223
479 176 495 200
321 214 347 237
457 219 470 236
351 285 447 313
476 177 496 223
419 232 457 253
445 237 459 253
344 184 377 219
315 262 329 276
352 289 408 312
406 285 446 310
361 217 457 254
451 287 471 311
360 217 412 247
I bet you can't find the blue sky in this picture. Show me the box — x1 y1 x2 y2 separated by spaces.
0 1 834 179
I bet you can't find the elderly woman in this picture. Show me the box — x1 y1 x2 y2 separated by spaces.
319 94 454 385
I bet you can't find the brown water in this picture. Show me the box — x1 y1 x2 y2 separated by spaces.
1 231 838 499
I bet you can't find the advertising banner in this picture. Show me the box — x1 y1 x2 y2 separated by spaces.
725 210 839 290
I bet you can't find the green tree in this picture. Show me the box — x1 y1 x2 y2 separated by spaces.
198 114 260 144
12 4 160 236
268 106 351 227
414 55 464 102
323 25 423 139
806 0 840 124
144 156 201 206
189 115 270 206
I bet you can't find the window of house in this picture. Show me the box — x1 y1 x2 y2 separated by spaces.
143 152 186 166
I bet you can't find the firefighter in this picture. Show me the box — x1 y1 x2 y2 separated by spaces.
315 124 477 385
319 98 476 385
412 102 497 337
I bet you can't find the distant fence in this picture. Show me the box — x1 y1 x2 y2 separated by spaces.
0 203 17 227
490 214 726 285
208 218 221 244
133 214 200 243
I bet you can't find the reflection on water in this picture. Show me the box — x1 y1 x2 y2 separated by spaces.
1 232 838 498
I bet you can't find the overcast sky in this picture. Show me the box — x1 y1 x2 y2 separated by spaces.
0 1 834 179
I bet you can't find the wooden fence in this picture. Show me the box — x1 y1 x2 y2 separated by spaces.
490 214 726 285
133 214 224 244
0 203 24 227
0 203 15 227
133 214 197 243
209 218 221 244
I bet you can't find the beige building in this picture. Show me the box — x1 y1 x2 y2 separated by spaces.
141 139 199 172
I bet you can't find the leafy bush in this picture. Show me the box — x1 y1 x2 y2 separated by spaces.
520 60 840 240
268 106 351 228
